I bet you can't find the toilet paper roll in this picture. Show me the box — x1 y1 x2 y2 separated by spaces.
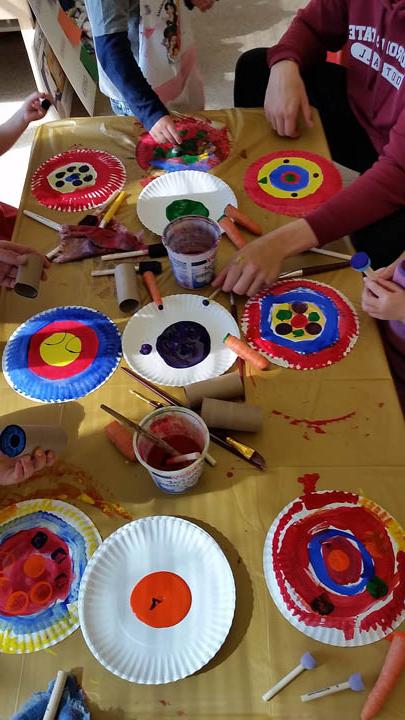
115 263 140 313
200 398 262 433
14 254 44 299
184 371 244 409
0 424 68 458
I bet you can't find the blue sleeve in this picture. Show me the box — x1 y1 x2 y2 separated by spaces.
95 32 168 131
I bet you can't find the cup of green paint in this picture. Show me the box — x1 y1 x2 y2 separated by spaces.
162 215 221 289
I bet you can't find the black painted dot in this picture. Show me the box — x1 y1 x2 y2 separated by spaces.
79 165 90 172
31 531 48 549
67 166 76 172
51 547 67 564
310 593 334 615
55 171 65 179
313 173 319 178
292 302 308 314
55 180 65 188
291 192 298 197
72 179 83 186
306 322 322 335
202 299 209 306
54 573 68 590
275 323 292 335
83 175 93 182
283 158 290 163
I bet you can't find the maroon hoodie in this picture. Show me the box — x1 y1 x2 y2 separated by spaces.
267 0 405 245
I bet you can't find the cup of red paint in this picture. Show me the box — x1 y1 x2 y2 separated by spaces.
133 406 210 493
162 215 221 289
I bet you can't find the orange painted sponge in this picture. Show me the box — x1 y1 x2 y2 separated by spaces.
105 421 137 462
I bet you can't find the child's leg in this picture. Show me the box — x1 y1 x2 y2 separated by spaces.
0 201 17 242
234 48 270 108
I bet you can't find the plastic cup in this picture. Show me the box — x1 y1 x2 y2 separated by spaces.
162 215 221 289
133 406 209 493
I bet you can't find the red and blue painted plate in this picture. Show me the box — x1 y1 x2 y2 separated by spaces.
241 279 359 370
2 306 121 403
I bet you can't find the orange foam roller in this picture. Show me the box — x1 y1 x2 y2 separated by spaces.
218 216 246 249
224 204 263 235
224 333 270 370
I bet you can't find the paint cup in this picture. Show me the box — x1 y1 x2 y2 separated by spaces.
162 215 221 289
133 406 210 493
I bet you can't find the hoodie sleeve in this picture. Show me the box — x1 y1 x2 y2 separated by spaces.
306 112 405 244
267 0 349 70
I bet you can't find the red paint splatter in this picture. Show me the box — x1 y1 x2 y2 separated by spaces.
297 473 320 494
240 149 248 159
271 409 356 435
176 712 186 717
226 471 234 478
378 402 385 408
159 700 170 706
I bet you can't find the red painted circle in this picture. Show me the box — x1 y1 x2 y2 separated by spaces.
130 571 192 628
291 314 308 329
281 171 300 184
27 320 99 380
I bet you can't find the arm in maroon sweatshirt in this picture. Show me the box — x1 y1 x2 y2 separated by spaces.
267 0 349 70
307 113 405 244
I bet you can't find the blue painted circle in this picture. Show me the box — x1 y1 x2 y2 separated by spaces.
269 164 309 191
0 425 26 458
308 529 375 596
260 288 339 354
3 307 122 403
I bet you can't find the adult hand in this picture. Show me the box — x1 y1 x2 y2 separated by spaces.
265 60 313 138
362 276 405 321
0 241 49 289
192 0 215 10
212 219 318 296
20 91 52 125
150 115 181 144
0 449 55 486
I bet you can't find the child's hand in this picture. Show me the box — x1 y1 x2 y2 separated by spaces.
362 276 405 322
20 92 52 125
150 115 181 144
0 449 55 486
191 0 216 9
0 241 49 289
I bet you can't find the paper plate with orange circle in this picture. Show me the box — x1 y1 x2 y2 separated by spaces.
78 516 236 684
0 499 101 654
2 306 121 403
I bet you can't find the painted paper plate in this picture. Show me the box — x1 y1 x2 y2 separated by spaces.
3 306 122 403
79 515 236 683
122 293 239 387
263 488 405 647
136 116 231 173
244 150 342 216
137 170 237 235
241 279 359 370
31 148 126 211
0 499 101 654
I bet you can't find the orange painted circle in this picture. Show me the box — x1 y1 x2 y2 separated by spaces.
0 577 12 600
327 549 350 572
23 554 46 579
6 591 29 614
0 551 15 571
29 581 53 605
130 571 192 628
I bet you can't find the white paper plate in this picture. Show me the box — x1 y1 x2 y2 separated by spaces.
78 516 236 684
137 170 237 234
122 293 240 386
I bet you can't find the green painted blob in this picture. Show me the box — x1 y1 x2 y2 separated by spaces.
276 309 293 321
308 311 320 321
292 329 305 337
366 576 388 599
284 173 296 183
166 199 210 221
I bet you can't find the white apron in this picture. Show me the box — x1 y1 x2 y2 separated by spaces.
139 0 204 111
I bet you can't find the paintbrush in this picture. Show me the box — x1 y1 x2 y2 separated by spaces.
229 292 245 396
122 367 266 469
279 260 350 279
100 404 179 456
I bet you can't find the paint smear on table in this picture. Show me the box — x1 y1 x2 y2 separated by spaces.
271 409 356 437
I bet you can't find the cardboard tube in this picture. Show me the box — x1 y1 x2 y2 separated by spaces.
201 398 262 432
0 424 67 458
114 263 140 313
184 371 244 409
14 254 44 298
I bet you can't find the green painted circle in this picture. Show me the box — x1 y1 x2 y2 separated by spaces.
166 199 210 221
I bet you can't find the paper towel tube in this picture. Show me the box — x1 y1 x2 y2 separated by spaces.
14 254 44 298
184 372 244 409
115 263 140 313
201 398 262 433
0 424 67 458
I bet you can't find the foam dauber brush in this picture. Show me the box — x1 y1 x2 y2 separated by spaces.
122 367 266 469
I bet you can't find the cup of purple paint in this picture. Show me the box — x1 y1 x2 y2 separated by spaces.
162 215 221 289
133 406 210 493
